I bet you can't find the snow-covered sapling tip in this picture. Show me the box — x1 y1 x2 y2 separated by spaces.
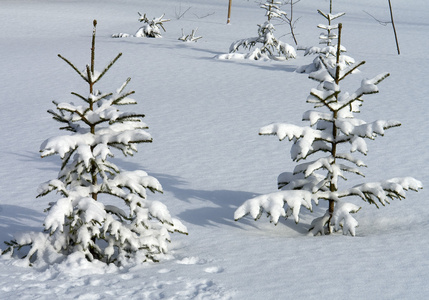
235 24 422 237
112 12 170 38
218 0 296 60
2 20 187 266
296 0 353 74
178 28 202 42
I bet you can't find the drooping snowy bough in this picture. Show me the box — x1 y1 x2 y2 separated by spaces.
235 24 422 236
218 0 296 61
3 21 187 266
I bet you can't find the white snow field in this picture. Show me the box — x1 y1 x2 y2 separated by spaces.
0 0 428 299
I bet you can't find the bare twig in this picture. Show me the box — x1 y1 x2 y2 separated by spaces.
362 0 400 55
193 12 215 19
283 0 301 45
363 10 390 26
175 5 191 20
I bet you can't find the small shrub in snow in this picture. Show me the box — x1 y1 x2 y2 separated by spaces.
178 28 202 42
3 20 187 265
296 0 353 73
112 12 170 38
235 24 422 236
218 0 296 60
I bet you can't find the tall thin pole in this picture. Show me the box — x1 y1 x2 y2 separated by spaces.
227 0 232 24
388 0 400 55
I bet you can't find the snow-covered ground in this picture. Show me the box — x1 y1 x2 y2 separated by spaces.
0 0 428 299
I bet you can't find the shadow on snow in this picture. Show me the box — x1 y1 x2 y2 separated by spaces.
0 204 44 245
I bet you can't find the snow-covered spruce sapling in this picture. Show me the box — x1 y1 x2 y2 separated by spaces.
3 20 187 265
235 24 422 236
219 0 296 60
296 0 353 73
112 12 170 38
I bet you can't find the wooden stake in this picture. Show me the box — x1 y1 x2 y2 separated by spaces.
388 0 400 55
227 0 232 24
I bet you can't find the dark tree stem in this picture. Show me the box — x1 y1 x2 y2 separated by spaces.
388 0 400 55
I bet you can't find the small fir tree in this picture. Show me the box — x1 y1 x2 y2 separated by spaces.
112 13 170 38
3 20 187 265
220 0 296 60
234 24 422 236
296 0 353 73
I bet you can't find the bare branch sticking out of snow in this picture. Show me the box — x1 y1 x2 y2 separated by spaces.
178 28 202 42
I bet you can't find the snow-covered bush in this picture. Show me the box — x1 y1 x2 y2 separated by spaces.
178 28 202 42
296 0 353 73
112 12 170 38
218 0 296 60
3 20 187 266
235 24 422 236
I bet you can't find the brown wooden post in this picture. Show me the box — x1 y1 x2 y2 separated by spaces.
227 0 232 24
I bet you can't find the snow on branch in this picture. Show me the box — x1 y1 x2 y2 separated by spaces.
105 170 163 200
337 72 390 107
234 190 316 224
317 10 345 22
342 177 423 207
260 123 332 160
178 28 202 42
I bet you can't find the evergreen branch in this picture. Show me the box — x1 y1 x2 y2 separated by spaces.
319 55 336 80
92 92 113 104
371 72 390 85
93 53 123 84
47 109 69 124
61 148 76 170
112 90 136 105
117 78 131 94
58 105 93 128
112 113 146 123
338 72 391 111
309 90 337 113
71 92 90 104
59 126 78 132
338 60 366 81
86 65 92 86
58 54 89 83
317 9 328 20
105 205 133 221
